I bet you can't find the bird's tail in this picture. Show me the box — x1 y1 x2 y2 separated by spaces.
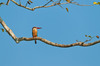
35 40 37 44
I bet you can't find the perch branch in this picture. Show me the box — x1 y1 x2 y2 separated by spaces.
0 17 99 48
11 0 93 11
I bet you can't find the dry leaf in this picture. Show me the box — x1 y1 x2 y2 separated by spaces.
93 2 100 5
66 0 70 3
27 1 31 5
2 29 4 32
85 35 87 37
66 8 69 12
96 36 99 39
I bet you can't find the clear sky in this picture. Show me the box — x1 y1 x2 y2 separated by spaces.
0 0 100 66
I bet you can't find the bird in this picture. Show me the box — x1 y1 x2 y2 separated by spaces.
32 27 41 44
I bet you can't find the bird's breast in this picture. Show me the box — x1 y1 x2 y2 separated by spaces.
32 29 37 37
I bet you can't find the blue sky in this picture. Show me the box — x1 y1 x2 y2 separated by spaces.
0 0 100 66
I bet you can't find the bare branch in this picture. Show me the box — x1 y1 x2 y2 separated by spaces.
10 0 93 11
43 0 52 6
0 17 17 42
0 17 100 48
6 0 10 5
72 2 94 6
17 37 100 47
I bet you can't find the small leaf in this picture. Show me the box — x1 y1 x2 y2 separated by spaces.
93 2 100 5
93 2 97 5
97 2 100 5
66 8 69 12
66 0 70 3
57 3 60 5
85 35 87 37
2 29 4 32
28 0 33 3
27 1 31 5
88 36 92 38
96 36 99 39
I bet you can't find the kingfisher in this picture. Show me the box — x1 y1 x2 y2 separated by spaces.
32 27 41 44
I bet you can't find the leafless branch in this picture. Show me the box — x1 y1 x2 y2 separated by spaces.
43 0 52 6
10 0 93 11
0 17 17 41
72 2 94 6
0 17 100 48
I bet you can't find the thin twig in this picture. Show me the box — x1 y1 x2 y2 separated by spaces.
43 0 52 6
72 2 94 6
6 0 10 5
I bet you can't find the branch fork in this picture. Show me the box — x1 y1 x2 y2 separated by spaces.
5 0 93 11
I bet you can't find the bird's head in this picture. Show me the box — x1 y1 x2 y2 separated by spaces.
32 27 41 30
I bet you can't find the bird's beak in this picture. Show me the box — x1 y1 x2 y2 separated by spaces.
36 27 41 29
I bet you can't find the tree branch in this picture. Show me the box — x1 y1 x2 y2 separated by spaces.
0 17 99 48
6 0 10 5
10 0 93 11
0 17 17 42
